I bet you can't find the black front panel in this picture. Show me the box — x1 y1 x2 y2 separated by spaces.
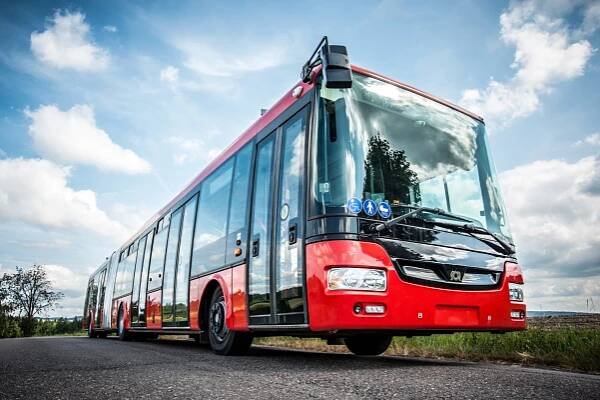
373 237 508 290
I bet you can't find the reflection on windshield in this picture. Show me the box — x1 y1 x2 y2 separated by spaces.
311 73 512 241
363 134 420 204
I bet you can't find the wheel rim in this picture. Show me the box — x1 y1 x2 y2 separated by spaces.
209 295 227 343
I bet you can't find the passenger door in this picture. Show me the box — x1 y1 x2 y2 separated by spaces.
162 208 183 326
146 219 169 329
95 269 106 327
162 195 198 327
248 107 309 325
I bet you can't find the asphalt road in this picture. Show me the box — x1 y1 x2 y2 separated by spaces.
0 336 598 399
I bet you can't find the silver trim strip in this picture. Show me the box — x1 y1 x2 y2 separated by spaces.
400 265 500 286
248 324 309 331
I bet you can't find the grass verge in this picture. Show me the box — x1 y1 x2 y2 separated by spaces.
256 327 600 373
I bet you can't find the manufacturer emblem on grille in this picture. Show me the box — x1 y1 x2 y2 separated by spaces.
448 269 463 282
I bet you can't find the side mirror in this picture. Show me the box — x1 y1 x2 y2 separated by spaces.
321 44 352 89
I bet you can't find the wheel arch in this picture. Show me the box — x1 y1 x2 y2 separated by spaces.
199 280 223 331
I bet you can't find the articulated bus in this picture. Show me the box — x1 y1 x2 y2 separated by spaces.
83 38 525 356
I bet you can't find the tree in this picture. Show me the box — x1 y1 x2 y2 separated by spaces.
0 273 15 316
7 265 64 336
363 134 420 204
0 274 19 337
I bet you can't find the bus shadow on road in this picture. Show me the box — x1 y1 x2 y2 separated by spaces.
149 337 467 370
249 345 468 369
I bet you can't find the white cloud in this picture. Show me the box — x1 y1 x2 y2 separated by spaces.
574 132 600 146
43 264 90 317
165 135 222 166
500 156 600 310
108 202 154 237
44 264 90 296
177 39 287 77
460 0 598 126
160 65 179 84
5 238 72 250
25 104 151 174
0 157 128 239
30 10 110 71
103 25 117 33
578 1 600 37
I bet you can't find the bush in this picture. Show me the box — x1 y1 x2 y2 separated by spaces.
0 316 82 338
388 327 600 372
0 315 23 338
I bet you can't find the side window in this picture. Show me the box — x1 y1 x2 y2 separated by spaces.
191 159 234 275
175 194 198 322
131 235 148 306
114 246 138 298
83 280 93 317
148 223 169 291
114 259 124 298
91 274 100 310
225 144 253 265
137 230 154 320
162 208 183 324
95 269 107 325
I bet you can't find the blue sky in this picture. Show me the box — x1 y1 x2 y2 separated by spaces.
0 0 599 315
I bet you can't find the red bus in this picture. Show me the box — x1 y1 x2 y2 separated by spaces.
83 38 525 356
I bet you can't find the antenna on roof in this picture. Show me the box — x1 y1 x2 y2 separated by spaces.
301 36 352 88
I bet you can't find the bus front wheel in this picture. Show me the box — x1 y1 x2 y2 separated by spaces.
344 335 392 356
207 287 253 355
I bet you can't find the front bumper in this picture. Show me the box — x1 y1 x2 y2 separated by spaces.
306 240 526 332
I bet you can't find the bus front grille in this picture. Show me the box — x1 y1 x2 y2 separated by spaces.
393 259 502 290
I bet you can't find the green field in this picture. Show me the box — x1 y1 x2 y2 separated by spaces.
256 316 600 373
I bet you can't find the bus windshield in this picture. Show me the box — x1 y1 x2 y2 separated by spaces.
311 73 512 242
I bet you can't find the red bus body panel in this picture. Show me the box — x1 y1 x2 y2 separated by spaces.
230 264 248 331
146 291 162 329
188 264 248 332
306 240 525 332
111 296 132 329
189 269 232 331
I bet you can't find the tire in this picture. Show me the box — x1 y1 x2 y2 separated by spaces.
117 307 130 341
344 335 392 356
87 320 97 338
207 287 253 355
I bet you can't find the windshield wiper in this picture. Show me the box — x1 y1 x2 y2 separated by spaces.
371 206 473 232
455 223 515 255
370 206 514 255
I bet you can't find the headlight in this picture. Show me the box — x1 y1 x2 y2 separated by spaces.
327 268 387 291
509 282 524 302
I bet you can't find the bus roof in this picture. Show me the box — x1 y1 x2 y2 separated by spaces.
117 64 483 250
